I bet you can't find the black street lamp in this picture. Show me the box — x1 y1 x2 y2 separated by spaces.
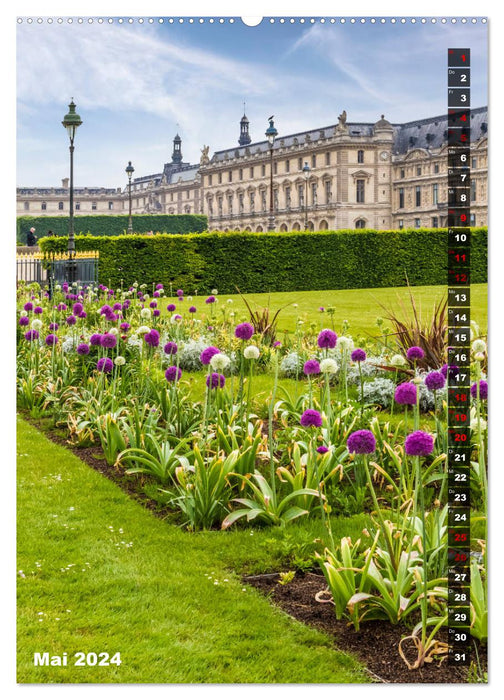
62 99 82 283
265 117 278 232
125 161 135 233
303 161 311 230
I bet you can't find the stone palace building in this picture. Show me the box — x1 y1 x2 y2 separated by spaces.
17 106 488 232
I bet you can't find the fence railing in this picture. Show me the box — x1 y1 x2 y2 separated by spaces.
16 251 99 287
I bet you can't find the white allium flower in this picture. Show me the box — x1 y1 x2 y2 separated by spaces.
114 356 126 366
137 326 150 334
55 284 62 291
243 345 260 360
337 336 353 351
187 296 193 302
140 284 147 289
472 339 487 354
212 289 218 295
31 319 43 330
474 352 485 362
109 327 119 336
229 312 235 318
470 408 487 433
227 299 233 304
412 376 423 385
292 303 298 308
132 282 139 288
320 358 338 374
20 311 28 318
143 294 150 301
390 354 407 367
140 307 151 319
210 352 231 371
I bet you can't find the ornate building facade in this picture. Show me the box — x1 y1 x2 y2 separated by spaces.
17 107 487 231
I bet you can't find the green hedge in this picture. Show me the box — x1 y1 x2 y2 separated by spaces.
38 228 488 293
16 214 207 243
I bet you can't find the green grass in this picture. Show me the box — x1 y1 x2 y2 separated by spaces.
17 416 370 684
180 283 487 336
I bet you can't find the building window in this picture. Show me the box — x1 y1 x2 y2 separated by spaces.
414 218 421 228
274 189 278 211
58 201 64 210
218 197 223 215
273 161 278 175
41 202 47 211
238 193 244 213
356 179 365 203
24 201 29 210
92 202 97 211
311 154 316 168
325 152 330 165
472 157 477 169
261 191 266 212
357 150 364 164
399 188 404 208
355 219 366 229
432 183 438 205
432 217 439 228
398 219 404 229
311 182 317 205
400 168 405 179
325 180 331 204
298 157 303 170
249 167 254 178
471 180 476 202
228 171 232 183
434 163 439 174
218 173 222 184
227 194 233 214
208 174 212 186
239 168 243 180
416 166 421 176
285 159 290 173
298 184 304 206
470 213 476 226
285 186 291 208
261 164 266 177
75 202 80 211
170 192 174 202
415 185 421 207
108 201 114 210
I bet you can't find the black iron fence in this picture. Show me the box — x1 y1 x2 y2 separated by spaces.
16 251 99 287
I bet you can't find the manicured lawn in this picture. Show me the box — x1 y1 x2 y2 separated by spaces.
17 416 369 684
178 283 487 336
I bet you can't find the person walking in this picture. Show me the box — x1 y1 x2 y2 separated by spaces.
26 227 37 247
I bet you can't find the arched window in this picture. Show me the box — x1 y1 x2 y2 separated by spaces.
24 201 29 211
280 223 288 232
256 225 263 232
307 221 314 231
58 201 64 210
355 219 366 229
319 220 328 230
292 222 300 231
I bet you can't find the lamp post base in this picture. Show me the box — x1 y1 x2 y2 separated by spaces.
267 215 276 232
66 257 77 284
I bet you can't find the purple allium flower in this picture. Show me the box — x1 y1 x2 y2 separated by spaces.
78 312 87 319
57 303 67 312
24 330 39 341
300 409 323 428
407 346 425 361
149 301 157 309
303 359 321 375
317 329 338 349
440 363 459 379
66 315 77 326
351 348 367 363
173 314 182 321
167 303 176 312
235 322 254 340
24 302 33 312
206 372 226 389
100 333 117 349
72 302 84 315
319 307 325 312
424 371 446 392
34 306 43 315
62 283 69 292
347 429 376 454
200 346 220 365
178 297 184 302
274 341 282 347
45 334 58 346
90 333 102 346
113 303 122 311
189 306 197 313
164 341 178 355
144 329 160 347
96 357 113 373
317 445 329 454
49 322 59 332
19 316 29 327
471 380 488 400
156 283 164 290
205 295 216 304
165 366 182 383
100 304 112 315
394 382 417 405
120 322 130 331
153 291 160 298
77 343 90 356
123 299 131 309
405 431 434 457
153 309 160 318
176 289 184 297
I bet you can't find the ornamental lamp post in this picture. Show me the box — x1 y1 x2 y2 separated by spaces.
125 161 135 233
62 99 82 283
303 161 311 230
265 116 278 232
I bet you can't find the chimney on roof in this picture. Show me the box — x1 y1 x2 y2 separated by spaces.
62 177 69 188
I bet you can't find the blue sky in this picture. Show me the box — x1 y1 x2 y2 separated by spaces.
16 17 488 188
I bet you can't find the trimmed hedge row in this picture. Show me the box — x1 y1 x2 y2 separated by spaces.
16 214 207 243
38 227 488 294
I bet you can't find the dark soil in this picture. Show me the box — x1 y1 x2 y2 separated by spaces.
247 571 487 684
